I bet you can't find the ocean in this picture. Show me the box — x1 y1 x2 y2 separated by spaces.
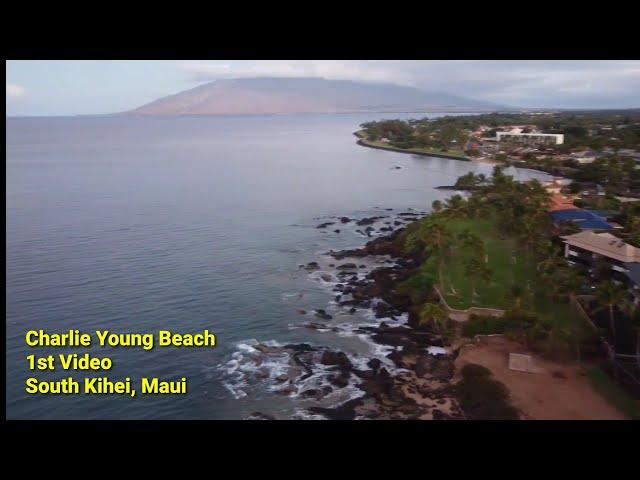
6 113 550 419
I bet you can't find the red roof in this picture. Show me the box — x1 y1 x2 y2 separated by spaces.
548 194 578 212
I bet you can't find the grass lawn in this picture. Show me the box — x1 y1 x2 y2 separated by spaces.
586 366 640 419
404 216 586 329
422 217 536 310
360 137 468 159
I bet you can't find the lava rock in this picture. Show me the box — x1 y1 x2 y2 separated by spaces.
316 222 335 229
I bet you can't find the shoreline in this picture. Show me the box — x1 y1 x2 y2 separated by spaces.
354 133 471 162
230 211 468 420
225 140 629 420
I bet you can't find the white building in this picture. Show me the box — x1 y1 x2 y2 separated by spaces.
496 131 564 145
571 150 599 164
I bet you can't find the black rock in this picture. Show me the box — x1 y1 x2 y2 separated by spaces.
320 350 353 370
328 372 350 388
336 263 358 270
316 222 335 229
356 216 384 226
368 358 382 371
314 309 333 320
308 398 364 420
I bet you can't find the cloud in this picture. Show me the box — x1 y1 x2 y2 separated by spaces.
6 83 25 97
178 60 640 108
180 60 416 86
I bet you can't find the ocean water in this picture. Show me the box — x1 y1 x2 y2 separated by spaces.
6 114 550 419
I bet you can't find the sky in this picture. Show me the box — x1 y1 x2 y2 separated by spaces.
6 60 640 116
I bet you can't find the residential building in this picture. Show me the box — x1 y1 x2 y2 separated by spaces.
496 131 564 145
548 194 577 212
562 231 640 273
542 178 572 195
623 263 640 306
571 150 600 164
551 209 614 230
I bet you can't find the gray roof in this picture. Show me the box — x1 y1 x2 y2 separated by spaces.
624 263 640 285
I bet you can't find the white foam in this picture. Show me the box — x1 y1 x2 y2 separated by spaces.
427 346 449 356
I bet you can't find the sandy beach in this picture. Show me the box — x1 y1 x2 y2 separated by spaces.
454 336 626 420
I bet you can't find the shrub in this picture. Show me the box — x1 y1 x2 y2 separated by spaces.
456 363 520 420
399 272 436 304
462 314 506 337
459 363 492 379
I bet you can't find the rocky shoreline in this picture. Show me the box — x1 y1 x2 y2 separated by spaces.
241 211 467 420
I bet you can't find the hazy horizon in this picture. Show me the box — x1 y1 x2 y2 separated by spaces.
6 60 640 116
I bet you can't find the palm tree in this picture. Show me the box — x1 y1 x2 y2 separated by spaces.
405 218 453 292
465 257 493 303
631 306 640 370
419 303 449 333
458 229 487 263
422 219 453 288
558 269 585 301
594 281 630 350
505 284 530 312
443 194 468 219
536 251 566 280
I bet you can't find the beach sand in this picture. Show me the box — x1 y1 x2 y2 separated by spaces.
454 336 626 420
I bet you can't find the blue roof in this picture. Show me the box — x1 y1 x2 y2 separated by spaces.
589 210 612 218
550 209 613 230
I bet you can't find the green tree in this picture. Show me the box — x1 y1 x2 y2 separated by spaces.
406 218 453 290
419 303 449 333
465 258 493 302
594 281 631 349
458 229 487 263
442 194 468 219
505 284 531 312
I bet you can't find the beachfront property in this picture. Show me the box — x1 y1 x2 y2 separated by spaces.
550 209 615 230
561 230 640 275
496 131 564 145
623 264 640 306
562 231 640 307
546 193 616 230
548 194 577 212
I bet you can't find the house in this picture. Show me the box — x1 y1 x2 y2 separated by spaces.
571 150 600 164
622 263 640 306
616 196 640 204
542 178 571 195
551 209 614 230
548 194 578 212
496 131 564 145
544 181 564 195
563 232 640 306
561 231 640 272
580 183 606 197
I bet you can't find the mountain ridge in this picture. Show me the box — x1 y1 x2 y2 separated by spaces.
130 77 514 115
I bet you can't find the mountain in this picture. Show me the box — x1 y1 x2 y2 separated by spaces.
130 77 512 115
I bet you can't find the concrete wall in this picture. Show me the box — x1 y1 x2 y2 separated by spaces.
434 285 506 322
